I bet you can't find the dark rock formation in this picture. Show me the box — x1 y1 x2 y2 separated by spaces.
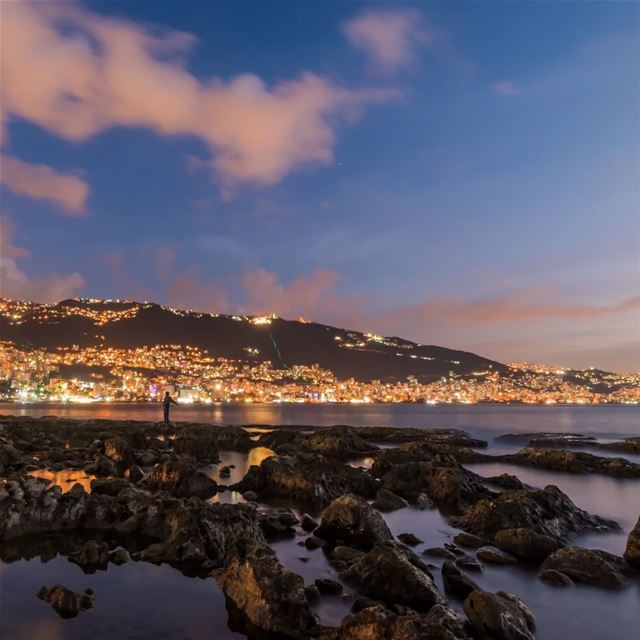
37 584 95 618
68 539 110 572
143 458 217 499
540 547 630 589
463 591 536 640
173 433 221 463
342 541 445 612
453 532 487 549
315 494 393 550
441 560 480 600
494 528 562 563
372 488 408 512
398 532 423 547
476 545 518 565
214 543 318 639
539 569 573 586
624 515 640 569
259 507 299 538
104 437 133 472
90 477 131 496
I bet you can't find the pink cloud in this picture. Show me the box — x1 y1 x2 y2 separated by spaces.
0 216 85 301
1 2 397 193
0 154 89 215
344 9 431 72
493 80 519 96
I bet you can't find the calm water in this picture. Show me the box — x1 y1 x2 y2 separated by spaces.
1 404 639 639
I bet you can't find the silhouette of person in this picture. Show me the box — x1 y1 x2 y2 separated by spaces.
162 391 178 424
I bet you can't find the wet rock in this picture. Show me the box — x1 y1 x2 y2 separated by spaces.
455 556 483 572
68 539 109 571
85 455 116 477
90 477 130 496
442 560 480 600
127 464 145 483
104 437 133 471
301 427 378 459
37 584 95 618
421 604 473 640
173 433 220 463
424 547 456 560
305 536 325 550
143 458 217 499
453 532 487 549
334 605 421 640
304 584 321 604
315 494 393 550
109 548 129 565
242 490 258 502
416 493 433 510
259 507 299 537
477 545 518 565
378 457 494 507
315 578 343 595
342 541 445 612
231 453 378 507
624 515 640 569
454 485 619 541
494 528 562 563
539 569 573 586
463 590 535 640
219 465 232 478
598 437 640 455
398 532 423 547
332 546 365 563
214 543 318 638
372 488 408 512
502 448 640 478
301 513 319 532
135 450 159 467
485 474 526 490
540 547 629 589
357 426 486 448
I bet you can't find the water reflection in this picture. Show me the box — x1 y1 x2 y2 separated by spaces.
27 469 96 494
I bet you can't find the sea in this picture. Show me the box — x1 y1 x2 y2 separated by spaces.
1 403 638 640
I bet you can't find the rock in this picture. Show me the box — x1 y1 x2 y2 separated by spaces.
127 464 145 483
453 532 487 549
454 485 619 541
242 490 258 502
416 493 433 510
598 437 640 455
398 533 423 547
109 548 129 565
424 547 456 560
539 569 573 586
455 556 483 572
315 494 393 550
85 455 116 477
68 539 109 571
214 543 317 638
305 536 324 550
90 477 131 496
219 465 232 478
624 515 640 569
335 605 421 640
332 546 365 563
37 584 95 618
135 450 159 467
494 528 562 563
304 584 320 604
143 458 217 499
372 488 408 512
501 448 640 478
259 508 299 537
173 433 221 463
342 541 445 612
441 560 480 600
300 427 378 459
378 458 494 507
315 578 343 595
477 545 518 565
540 547 629 589
485 474 526 490
301 513 319 532
104 437 133 471
463 590 536 640
231 454 378 507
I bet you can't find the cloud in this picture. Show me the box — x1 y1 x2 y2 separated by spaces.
344 9 431 72
493 80 519 96
0 216 85 301
1 1 396 193
0 154 89 214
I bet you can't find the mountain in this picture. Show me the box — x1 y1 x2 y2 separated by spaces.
0 298 504 382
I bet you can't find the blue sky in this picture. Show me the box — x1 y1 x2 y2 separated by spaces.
1 1 639 371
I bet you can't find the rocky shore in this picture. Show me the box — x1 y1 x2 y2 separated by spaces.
1 414 638 639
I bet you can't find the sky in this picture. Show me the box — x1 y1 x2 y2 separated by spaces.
1 0 639 372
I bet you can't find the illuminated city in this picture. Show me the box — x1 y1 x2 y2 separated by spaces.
2 298 637 405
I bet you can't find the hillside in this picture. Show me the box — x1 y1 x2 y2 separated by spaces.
0 298 504 383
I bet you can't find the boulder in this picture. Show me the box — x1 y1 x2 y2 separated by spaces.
342 541 445 612
173 433 220 463
68 539 109 571
104 437 133 471
315 494 393 550
37 584 95 618
372 488 408 512
476 545 518 565
539 569 573 586
441 560 480 600
540 547 629 589
494 528 562 563
398 532 423 547
315 578 343 595
214 543 317 638
463 590 535 640
127 464 145 483
143 459 217 499
455 485 619 541
624 515 640 569
301 513 319 532
259 508 299 537
453 532 487 549
90 477 130 496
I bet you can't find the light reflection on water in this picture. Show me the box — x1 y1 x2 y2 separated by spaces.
27 469 96 494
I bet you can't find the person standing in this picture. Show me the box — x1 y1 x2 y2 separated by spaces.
162 391 178 424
